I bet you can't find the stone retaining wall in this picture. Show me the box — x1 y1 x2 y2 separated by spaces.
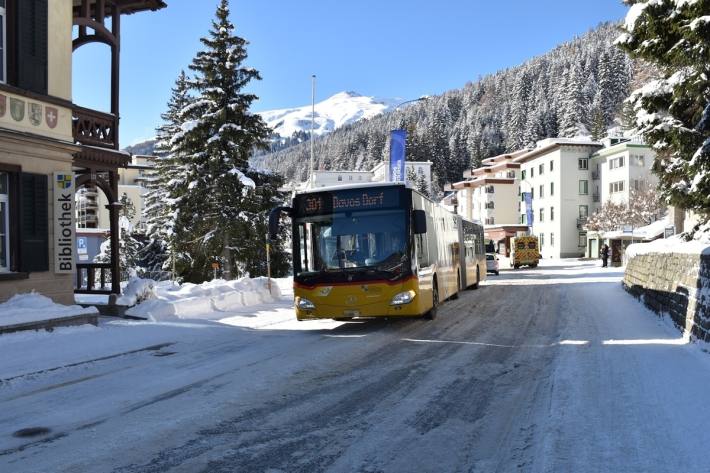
623 252 710 341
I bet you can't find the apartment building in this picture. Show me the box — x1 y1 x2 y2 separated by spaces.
589 136 657 209
514 138 604 258
295 161 434 194
0 1 166 304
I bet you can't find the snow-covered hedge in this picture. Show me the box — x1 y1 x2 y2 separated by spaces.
125 277 284 321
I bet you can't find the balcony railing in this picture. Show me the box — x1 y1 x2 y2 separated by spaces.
577 217 588 229
75 263 114 294
592 194 600 203
592 171 599 180
73 106 118 149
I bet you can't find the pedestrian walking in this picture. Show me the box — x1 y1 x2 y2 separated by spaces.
600 244 609 268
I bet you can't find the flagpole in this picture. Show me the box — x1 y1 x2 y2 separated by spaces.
310 74 316 183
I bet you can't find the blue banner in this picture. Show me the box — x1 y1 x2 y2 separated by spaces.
523 192 533 226
389 129 407 182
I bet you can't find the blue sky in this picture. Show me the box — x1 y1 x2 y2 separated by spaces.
72 0 629 147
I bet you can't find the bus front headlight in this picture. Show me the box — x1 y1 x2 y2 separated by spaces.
390 290 416 306
297 297 316 311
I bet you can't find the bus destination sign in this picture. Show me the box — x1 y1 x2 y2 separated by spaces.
298 187 401 215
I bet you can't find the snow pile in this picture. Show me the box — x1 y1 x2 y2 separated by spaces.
626 236 710 258
0 293 98 327
116 277 158 306
126 277 284 321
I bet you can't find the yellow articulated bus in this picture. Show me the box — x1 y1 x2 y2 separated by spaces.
269 182 486 321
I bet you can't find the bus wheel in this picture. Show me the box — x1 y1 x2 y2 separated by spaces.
472 267 480 290
451 273 460 300
424 280 438 320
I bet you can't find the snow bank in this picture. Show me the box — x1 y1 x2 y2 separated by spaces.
626 236 710 258
0 293 98 327
126 277 285 321
116 277 158 306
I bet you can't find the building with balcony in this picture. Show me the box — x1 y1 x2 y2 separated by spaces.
0 0 166 304
514 138 604 258
451 150 528 256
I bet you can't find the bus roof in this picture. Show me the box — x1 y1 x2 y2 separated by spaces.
297 181 408 195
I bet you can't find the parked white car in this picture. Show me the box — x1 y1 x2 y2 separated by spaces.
486 253 499 275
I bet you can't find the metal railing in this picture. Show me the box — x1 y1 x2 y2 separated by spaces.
591 171 599 180
592 194 600 203
576 217 588 229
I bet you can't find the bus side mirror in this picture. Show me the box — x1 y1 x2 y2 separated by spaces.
413 210 427 234
268 206 292 241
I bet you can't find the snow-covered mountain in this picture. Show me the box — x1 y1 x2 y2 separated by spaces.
258 91 401 138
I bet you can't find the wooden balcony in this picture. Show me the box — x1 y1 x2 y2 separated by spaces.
73 106 118 150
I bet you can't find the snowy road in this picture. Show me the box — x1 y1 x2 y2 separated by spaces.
2 260 710 472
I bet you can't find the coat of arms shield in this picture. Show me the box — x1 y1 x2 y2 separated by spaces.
10 98 25 122
29 103 42 126
45 106 59 129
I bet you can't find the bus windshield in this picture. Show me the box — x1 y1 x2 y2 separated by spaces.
295 209 407 275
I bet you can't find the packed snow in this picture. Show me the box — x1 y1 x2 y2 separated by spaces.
3 260 710 472
258 91 401 138
125 276 288 321
626 235 710 257
0 293 98 327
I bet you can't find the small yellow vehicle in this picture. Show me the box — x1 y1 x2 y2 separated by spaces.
511 236 540 269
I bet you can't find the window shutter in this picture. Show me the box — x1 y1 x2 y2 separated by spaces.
19 173 48 272
16 0 48 94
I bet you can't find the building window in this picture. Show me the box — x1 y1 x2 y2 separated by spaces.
530 167 535 178
348 175 353 181
550 160 554 172
550 206 554 221
609 156 625 169
507 170 516 178
0 172 9 271
550 182 554 196
520 214 525 224
485 201 495 209
531 188 534 199
578 232 587 248
485 185 495 194
550 232 555 247
579 205 588 219
539 163 544 175
539 208 544 222
579 180 588 195
609 181 625 193
631 155 645 167
0 0 5 83
540 233 545 247
579 158 589 170
539 184 544 198
485 217 495 225
337 175 342 181
521 170 526 180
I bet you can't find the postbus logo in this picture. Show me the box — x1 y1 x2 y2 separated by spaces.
56 174 73 190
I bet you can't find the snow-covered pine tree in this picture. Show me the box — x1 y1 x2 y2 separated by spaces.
616 0 710 234
559 64 588 137
144 70 193 274
169 0 282 282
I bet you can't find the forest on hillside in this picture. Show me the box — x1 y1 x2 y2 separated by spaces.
254 22 657 194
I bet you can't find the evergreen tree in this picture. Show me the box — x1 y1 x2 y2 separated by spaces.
617 0 710 230
169 0 286 282
144 70 193 272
